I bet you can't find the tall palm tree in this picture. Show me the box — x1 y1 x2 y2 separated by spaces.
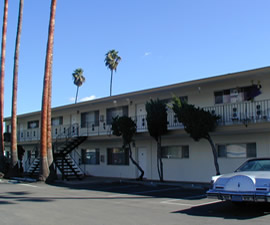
104 50 121 96
72 68 85 104
39 0 57 181
0 0 8 158
47 67 54 178
10 0 24 174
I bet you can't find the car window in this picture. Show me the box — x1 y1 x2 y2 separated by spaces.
236 159 270 172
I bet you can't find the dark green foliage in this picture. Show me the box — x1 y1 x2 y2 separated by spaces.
111 116 144 180
172 96 221 175
111 116 137 146
145 99 168 181
145 99 168 141
172 100 220 141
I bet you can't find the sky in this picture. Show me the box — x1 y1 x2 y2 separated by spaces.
1 0 270 117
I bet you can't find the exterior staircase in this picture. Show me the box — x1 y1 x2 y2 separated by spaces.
54 136 87 180
27 157 40 178
54 154 84 180
26 136 87 180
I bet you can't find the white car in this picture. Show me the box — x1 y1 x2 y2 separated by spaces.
207 158 270 203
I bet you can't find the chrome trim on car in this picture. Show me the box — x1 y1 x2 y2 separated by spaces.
207 189 270 202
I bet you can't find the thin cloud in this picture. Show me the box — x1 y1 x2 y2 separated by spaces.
79 95 96 102
144 52 152 57
69 95 96 103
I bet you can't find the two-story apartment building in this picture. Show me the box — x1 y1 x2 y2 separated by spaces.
4 67 270 182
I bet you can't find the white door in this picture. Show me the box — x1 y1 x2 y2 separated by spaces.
71 114 78 135
138 148 147 178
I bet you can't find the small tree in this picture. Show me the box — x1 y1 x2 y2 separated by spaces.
111 116 144 180
172 96 221 175
145 99 168 182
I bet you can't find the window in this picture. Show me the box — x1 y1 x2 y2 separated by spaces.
214 85 262 104
107 148 129 165
81 149 100 164
217 143 256 158
27 120 39 129
51 116 63 126
161 145 189 159
81 111 99 128
106 106 128 124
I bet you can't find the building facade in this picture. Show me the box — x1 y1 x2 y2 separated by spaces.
4 67 270 182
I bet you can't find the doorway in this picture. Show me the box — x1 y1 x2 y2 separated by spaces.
138 147 147 179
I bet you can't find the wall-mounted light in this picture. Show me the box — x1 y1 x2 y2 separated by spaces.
126 98 133 105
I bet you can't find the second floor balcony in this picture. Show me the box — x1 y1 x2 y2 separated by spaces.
9 98 270 143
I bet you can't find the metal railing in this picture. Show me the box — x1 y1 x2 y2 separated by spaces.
16 99 270 143
203 99 270 126
69 148 86 176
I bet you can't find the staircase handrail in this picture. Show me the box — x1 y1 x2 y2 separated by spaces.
24 146 39 172
53 123 79 154
68 148 86 176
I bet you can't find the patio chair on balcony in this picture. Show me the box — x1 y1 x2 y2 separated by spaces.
256 104 262 121
232 107 239 122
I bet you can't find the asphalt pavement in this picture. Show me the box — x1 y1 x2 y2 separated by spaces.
1 177 270 225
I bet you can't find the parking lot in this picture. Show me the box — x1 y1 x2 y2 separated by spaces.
1 179 270 225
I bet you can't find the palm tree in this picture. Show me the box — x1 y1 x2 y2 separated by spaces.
47 67 54 180
72 68 85 104
0 0 8 158
10 0 24 174
104 50 121 96
39 0 57 181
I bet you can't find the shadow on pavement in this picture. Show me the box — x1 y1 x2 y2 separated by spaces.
50 180 207 200
173 201 270 220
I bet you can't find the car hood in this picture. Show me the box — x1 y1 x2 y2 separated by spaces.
218 171 270 179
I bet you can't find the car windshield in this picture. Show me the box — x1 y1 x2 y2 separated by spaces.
236 159 270 172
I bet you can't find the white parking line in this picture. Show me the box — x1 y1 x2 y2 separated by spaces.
18 183 39 188
161 199 222 207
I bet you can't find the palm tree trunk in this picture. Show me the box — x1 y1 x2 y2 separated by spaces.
206 135 220 175
39 0 57 181
0 0 8 158
47 68 55 181
75 86 79 103
110 70 113 96
11 0 24 174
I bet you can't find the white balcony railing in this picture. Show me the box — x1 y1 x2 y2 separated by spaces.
15 99 270 143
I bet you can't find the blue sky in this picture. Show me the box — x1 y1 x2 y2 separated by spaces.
1 0 270 117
